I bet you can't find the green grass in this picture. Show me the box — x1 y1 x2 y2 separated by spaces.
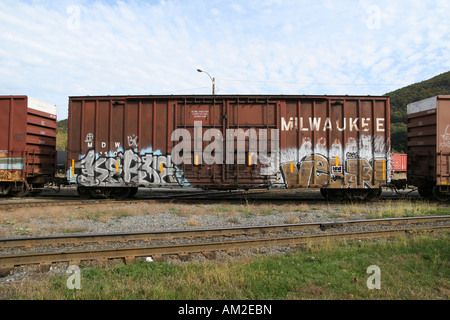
211 205 229 213
337 200 450 219
374 200 450 218
1 233 448 300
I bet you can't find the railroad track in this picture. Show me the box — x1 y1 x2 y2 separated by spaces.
0 216 448 276
0 189 421 209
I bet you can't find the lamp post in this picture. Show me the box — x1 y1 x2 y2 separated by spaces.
197 68 215 95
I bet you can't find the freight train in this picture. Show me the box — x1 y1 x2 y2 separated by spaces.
0 94 448 201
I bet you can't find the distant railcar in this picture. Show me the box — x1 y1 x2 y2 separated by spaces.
389 153 407 190
391 153 407 172
407 95 450 201
0 96 57 196
67 95 391 200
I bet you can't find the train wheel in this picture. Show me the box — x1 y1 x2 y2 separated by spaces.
85 188 112 198
365 188 382 201
77 186 92 199
129 187 138 197
11 184 29 197
0 183 12 196
433 186 449 202
320 189 344 201
418 186 433 199
322 189 381 202
111 187 131 200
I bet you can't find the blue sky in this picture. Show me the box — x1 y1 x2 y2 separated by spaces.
1 0 449 120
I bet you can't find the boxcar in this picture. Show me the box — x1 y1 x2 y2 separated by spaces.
389 153 407 189
0 96 57 196
67 95 390 200
391 153 407 173
407 95 450 201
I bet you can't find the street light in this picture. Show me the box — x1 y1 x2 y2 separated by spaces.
197 68 215 95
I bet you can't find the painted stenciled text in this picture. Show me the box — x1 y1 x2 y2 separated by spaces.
281 117 385 132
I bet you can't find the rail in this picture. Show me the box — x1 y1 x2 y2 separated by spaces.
0 216 448 276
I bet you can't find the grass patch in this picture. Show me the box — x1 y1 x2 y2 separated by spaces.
2 233 448 300
367 200 450 219
337 200 450 219
211 205 229 213
238 207 255 218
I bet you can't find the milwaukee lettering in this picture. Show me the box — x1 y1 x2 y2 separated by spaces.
281 117 385 132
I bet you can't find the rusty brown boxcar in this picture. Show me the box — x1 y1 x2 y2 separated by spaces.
0 96 57 196
68 95 390 200
407 95 450 201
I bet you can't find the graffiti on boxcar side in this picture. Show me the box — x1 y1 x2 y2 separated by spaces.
279 135 389 188
127 135 139 148
76 149 185 187
0 170 23 181
440 125 450 148
280 153 386 189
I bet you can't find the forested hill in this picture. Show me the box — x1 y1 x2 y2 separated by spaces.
385 70 450 153
56 118 68 151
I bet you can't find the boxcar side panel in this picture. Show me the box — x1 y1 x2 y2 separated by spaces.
436 96 450 186
280 97 390 190
407 97 438 188
26 106 57 178
0 96 28 182
69 96 178 188
0 96 57 194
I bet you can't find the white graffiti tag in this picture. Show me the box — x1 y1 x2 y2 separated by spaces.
77 149 180 187
440 125 450 148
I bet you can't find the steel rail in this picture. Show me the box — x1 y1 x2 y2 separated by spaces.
0 192 421 209
0 224 448 276
1 216 448 250
0 186 420 208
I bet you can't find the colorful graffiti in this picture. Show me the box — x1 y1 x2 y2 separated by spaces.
76 149 187 187
281 154 386 189
0 170 23 182
440 124 450 149
74 128 388 191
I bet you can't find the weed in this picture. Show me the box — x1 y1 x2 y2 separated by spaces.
5 219 16 226
15 227 32 236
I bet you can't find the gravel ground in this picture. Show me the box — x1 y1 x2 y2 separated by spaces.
0 199 370 238
0 188 423 239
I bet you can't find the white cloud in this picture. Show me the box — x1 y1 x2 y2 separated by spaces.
0 0 449 120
